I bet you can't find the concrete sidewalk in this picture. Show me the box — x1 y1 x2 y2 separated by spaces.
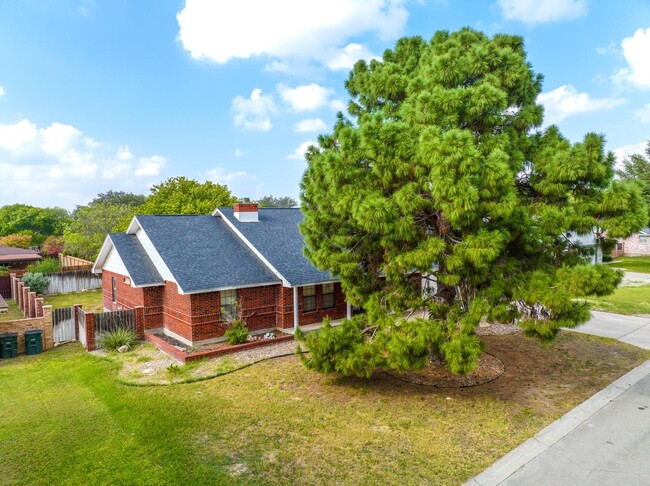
466 311 650 486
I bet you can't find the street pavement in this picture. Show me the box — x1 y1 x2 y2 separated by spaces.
466 306 650 485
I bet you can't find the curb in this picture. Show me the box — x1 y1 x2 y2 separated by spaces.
464 359 650 486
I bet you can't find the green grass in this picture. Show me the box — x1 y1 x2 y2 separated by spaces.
0 299 26 322
584 284 650 316
609 256 650 273
43 289 103 312
0 333 648 485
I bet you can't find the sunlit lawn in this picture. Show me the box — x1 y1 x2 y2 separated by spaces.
44 288 103 313
1 331 648 485
583 284 650 316
609 256 650 274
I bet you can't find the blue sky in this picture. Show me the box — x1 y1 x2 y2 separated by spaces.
1 0 649 209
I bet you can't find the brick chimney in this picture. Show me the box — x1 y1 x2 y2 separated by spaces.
233 199 259 222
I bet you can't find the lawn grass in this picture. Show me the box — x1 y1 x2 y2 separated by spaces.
0 332 648 485
0 299 26 322
609 256 650 273
43 288 103 312
583 284 650 316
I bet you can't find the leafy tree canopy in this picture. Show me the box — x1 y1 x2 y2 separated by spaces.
299 29 647 377
0 204 70 244
137 176 238 215
63 203 135 260
0 234 33 249
91 190 146 207
617 141 650 225
257 195 298 208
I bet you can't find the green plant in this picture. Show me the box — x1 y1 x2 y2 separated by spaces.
224 320 248 345
136 356 152 363
99 328 137 351
26 258 61 274
21 272 50 295
0 265 9 276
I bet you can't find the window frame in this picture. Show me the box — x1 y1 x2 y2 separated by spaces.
303 285 316 312
640 235 648 244
111 276 117 303
220 289 238 322
322 283 335 309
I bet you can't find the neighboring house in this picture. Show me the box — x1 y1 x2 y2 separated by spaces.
569 233 602 264
0 245 42 271
611 228 650 258
92 203 350 346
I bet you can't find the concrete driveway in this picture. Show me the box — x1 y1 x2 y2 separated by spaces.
467 309 650 486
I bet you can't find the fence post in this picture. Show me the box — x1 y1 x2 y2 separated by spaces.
22 286 30 315
35 297 44 318
73 304 82 341
42 305 54 350
28 291 36 318
85 312 96 351
134 306 145 339
10 273 17 300
16 281 23 309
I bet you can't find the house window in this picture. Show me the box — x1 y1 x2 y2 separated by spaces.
220 289 237 321
322 283 335 309
111 276 117 303
303 286 316 312
640 235 648 244
617 243 623 251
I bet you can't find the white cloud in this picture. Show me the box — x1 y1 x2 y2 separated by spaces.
537 85 625 125
287 140 316 160
329 99 346 112
0 118 167 207
231 88 276 131
294 118 328 133
0 119 38 152
279 83 335 112
596 42 618 56
634 104 650 123
205 167 249 184
613 141 648 167
497 0 587 25
176 0 407 70
234 148 243 157
135 155 166 176
203 167 264 198
326 43 380 71
614 28 650 89
0 86 4 97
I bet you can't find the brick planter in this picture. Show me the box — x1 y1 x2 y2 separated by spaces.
145 331 295 363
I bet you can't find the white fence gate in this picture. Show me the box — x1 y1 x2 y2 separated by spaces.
53 307 76 343
78 309 87 347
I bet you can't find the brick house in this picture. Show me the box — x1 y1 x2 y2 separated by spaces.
92 203 350 346
611 227 650 258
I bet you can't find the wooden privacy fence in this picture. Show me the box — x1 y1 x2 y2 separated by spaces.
52 307 76 343
44 270 101 295
59 254 93 271
0 275 10 298
95 309 136 335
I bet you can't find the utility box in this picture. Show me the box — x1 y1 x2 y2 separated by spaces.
24 330 43 355
0 332 18 359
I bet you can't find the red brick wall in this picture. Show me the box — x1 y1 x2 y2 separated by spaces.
277 283 348 329
102 270 145 311
161 281 194 342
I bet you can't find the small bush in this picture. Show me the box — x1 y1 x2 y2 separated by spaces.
602 254 613 263
100 328 137 351
224 320 248 345
0 265 9 276
21 273 50 295
26 258 60 274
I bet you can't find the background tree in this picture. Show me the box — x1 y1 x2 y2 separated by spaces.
617 141 650 225
41 236 65 257
0 204 70 245
257 195 298 208
299 29 647 377
0 234 33 249
137 176 238 215
63 203 134 260
90 190 146 207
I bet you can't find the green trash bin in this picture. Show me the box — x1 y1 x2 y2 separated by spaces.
0 332 18 359
24 330 43 355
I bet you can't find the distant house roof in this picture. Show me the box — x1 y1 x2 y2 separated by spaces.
0 245 41 263
135 215 280 293
639 227 650 235
216 207 335 286
107 233 164 287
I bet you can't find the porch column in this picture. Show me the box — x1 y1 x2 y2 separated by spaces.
346 301 352 319
293 286 299 331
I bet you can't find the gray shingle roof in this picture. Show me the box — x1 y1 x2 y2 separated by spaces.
108 233 164 287
136 215 280 293
218 208 334 286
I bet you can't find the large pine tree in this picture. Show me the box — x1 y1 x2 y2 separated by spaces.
298 29 647 377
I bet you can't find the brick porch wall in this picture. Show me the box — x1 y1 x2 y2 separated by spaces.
615 235 650 257
277 283 348 329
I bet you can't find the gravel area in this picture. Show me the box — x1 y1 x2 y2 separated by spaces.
230 339 304 364
475 323 522 335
